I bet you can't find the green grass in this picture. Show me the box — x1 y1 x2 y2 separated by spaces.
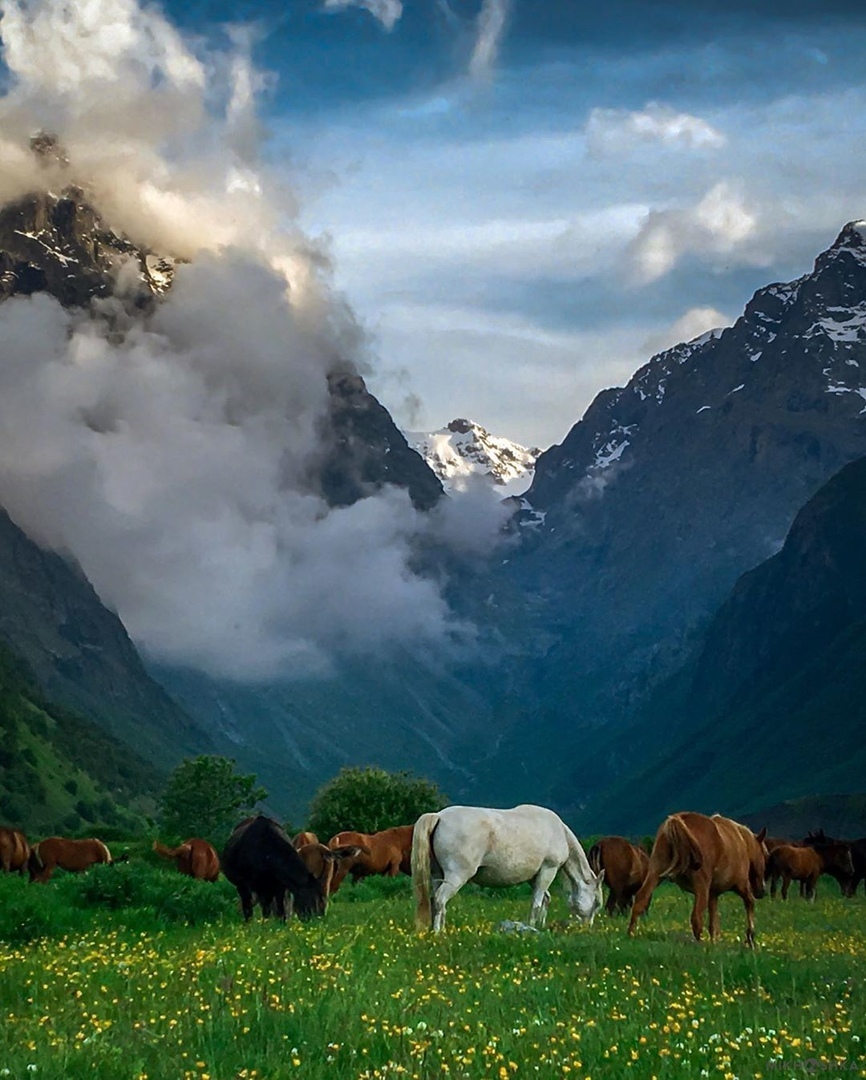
0 870 863 1080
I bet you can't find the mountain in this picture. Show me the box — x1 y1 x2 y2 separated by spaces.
467 221 866 813
407 418 540 495
583 454 866 833
0 639 160 834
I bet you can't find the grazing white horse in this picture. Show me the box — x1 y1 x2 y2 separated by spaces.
412 804 604 932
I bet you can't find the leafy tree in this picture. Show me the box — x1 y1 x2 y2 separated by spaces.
307 766 447 839
158 756 267 846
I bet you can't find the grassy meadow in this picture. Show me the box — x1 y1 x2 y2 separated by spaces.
0 863 863 1080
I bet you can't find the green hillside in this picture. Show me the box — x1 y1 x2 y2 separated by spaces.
0 642 161 835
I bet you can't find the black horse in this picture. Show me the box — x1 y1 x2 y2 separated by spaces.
222 815 327 921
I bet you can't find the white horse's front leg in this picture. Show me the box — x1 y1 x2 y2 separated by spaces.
529 867 558 928
433 880 461 932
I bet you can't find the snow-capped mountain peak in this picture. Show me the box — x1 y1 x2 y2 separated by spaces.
407 418 541 495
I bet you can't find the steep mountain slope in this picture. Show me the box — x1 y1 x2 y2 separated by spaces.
0 640 160 834
472 222 866 810
581 455 866 833
408 418 540 495
0 506 208 767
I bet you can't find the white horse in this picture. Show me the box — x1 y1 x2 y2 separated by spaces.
412 804 604 932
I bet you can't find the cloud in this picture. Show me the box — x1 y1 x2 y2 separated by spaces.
642 306 732 357
586 102 726 156
469 0 512 79
0 0 479 679
322 0 404 31
630 181 758 283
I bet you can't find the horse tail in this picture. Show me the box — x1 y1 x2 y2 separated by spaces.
411 813 440 932
654 815 703 879
587 842 603 875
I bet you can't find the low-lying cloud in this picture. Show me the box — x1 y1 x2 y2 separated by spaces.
0 0 497 680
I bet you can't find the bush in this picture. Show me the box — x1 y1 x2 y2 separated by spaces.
158 756 267 846
307 766 447 839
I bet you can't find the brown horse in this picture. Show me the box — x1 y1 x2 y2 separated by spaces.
295 841 366 896
153 839 220 882
28 837 115 883
292 831 319 850
766 842 854 900
802 829 866 897
628 813 767 947
0 827 30 874
588 836 649 915
327 825 413 894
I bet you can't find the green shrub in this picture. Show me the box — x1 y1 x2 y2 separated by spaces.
307 766 447 838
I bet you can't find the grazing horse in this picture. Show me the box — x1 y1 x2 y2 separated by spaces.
326 825 412 894
411 804 604 932
767 841 854 900
628 813 767 947
0 827 30 874
153 839 220 882
295 841 366 896
802 830 865 897
588 836 649 915
222 816 327 922
28 837 114 883
292 831 319 850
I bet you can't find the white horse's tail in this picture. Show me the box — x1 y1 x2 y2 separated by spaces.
411 813 440 932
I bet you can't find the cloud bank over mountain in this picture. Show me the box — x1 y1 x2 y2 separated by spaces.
0 0 487 680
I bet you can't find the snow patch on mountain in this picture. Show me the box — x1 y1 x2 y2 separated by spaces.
408 418 541 496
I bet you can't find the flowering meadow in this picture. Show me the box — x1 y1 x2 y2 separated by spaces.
0 866 863 1079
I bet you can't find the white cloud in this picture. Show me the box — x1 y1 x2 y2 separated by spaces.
586 102 726 156
322 0 403 31
630 182 758 283
642 307 732 358
469 0 512 79
0 0 480 679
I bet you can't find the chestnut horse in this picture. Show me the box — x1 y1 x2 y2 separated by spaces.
326 825 412 894
767 841 854 900
292 831 319 850
153 839 220 882
628 813 767 947
28 837 115 883
588 836 649 915
0 827 30 874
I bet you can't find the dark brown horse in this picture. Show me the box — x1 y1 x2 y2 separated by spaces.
222 816 327 921
295 841 366 896
767 841 854 900
153 838 220 882
28 837 114 883
327 825 413 894
588 836 649 915
0 827 30 874
628 813 767 947
802 829 865 897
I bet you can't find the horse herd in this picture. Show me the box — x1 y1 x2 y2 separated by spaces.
2 807 863 947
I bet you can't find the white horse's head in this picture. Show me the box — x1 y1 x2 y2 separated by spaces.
568 868 604 925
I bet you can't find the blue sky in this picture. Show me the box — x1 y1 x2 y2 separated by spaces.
18 1 866 447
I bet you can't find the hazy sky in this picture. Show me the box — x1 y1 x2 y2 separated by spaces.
148 0 866 449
